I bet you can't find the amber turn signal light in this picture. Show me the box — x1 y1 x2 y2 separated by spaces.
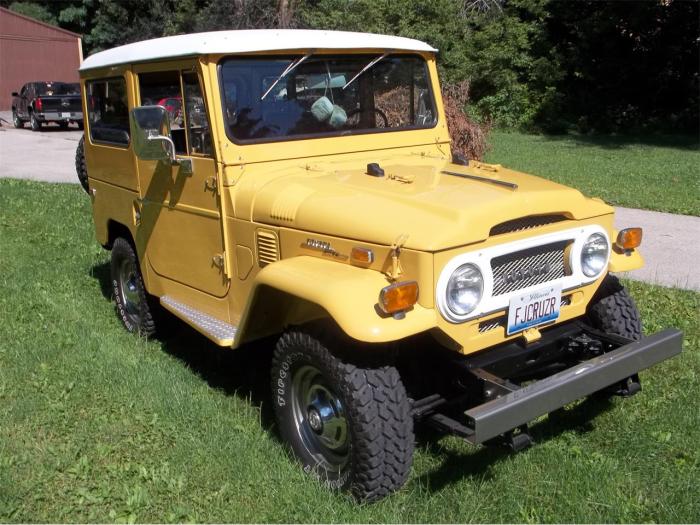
616 227 643 250
379 281 419 315
351 247 374 265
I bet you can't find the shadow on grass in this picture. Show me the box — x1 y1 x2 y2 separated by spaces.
536 132 700 151
412 395 614 492
91 260 619 494
90 261 277 430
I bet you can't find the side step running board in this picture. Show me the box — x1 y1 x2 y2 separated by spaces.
160 295 237 346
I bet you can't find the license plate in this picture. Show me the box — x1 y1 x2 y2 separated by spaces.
507 284 561 335
61 112 71 118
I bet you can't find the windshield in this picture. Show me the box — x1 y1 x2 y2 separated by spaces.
36 82 80 96
219 54 436 142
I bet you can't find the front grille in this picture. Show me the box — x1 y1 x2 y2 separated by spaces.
479 317 505 333
491 241 567 296
490 215 567 236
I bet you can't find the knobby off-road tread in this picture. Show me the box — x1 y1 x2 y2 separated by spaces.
588 275 642 340
75 135 90 193
271 330 414 502
110 237 157 338
363 366 413 497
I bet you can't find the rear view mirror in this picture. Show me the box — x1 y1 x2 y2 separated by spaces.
129 105 177 162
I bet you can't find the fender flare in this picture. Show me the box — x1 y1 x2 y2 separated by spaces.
235 256 437 345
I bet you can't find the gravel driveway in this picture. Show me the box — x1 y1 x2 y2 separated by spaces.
0 110 82 184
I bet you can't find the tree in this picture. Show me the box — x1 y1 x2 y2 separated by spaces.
7 1 57 24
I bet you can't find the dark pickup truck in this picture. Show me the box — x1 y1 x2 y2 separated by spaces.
11 81 83 131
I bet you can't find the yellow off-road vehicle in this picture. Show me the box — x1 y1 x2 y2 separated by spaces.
77 30 682 501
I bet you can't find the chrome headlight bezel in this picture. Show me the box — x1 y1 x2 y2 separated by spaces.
580 232 610 277
445 263 484 317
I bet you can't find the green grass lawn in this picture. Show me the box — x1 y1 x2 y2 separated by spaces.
1 179 698 522
485 132 700 216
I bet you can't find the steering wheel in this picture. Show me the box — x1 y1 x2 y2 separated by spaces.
347 108 389 128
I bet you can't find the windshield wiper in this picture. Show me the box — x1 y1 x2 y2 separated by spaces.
260 52 313 101
342 52 390 90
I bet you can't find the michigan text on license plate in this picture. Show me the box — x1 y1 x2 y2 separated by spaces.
507 284 562 335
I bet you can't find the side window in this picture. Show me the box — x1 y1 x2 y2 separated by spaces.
86 78 130 146
138 71 186 155
182 72 212 156
20 85 27 96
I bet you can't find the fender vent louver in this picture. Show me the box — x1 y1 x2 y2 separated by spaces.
256 229 279 267
490 215 568 236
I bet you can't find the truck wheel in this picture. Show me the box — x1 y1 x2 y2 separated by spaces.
110 237 157 337
587 275 642 340
77 121 84 130
30 112 41 131
12 110 23 128
271 331 414 502
75 135 89 193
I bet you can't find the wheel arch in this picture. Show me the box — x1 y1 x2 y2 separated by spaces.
234 256 437 347
105 219 134 250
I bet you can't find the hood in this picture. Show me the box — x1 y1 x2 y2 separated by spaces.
249 162 613 251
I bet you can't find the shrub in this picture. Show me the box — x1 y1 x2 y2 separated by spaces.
442 80 491 161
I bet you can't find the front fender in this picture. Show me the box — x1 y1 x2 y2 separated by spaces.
236 256 437 345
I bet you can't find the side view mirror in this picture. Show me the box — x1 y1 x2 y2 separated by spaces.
129 105 176 162
11 92 19 97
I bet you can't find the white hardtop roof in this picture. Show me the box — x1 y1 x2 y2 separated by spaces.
79 29 437 71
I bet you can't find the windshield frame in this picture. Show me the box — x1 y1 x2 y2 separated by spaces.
216 52 439 146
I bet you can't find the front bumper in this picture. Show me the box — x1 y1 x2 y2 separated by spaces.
464 328 682 443
418 325 683 444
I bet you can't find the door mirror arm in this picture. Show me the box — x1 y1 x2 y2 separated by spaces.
130 106 193 175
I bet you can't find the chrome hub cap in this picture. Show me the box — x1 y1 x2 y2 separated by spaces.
291 365 349 470
118 258 141 317
307 408 323 433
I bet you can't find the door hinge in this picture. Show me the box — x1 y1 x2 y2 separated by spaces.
132 199 142 226
212 252 228 275
204 176 218 193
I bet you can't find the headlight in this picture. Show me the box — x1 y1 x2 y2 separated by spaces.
446 263 483 315
581 233 609 277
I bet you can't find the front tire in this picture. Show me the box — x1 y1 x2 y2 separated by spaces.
587 275 642 340
588 275 642 396
110 237 157 337
271 330 414 502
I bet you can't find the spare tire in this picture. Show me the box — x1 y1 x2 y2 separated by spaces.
75 135 89 193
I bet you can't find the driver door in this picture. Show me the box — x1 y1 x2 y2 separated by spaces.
134 64 227 298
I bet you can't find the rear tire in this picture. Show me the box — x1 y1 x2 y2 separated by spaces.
75 135 89 193
12 109 23 128
30 112 41 131
271 330 414 502
587 275 642 340
110 237 157 337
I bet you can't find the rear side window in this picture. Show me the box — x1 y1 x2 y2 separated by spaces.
87 78 130 146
